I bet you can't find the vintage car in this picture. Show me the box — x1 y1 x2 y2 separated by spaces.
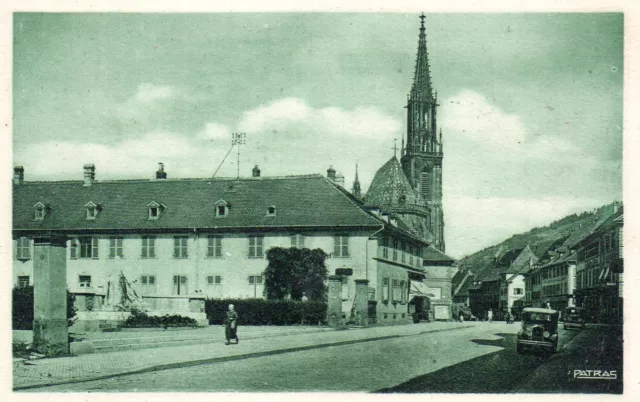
563 306 586 330
516 307 559 354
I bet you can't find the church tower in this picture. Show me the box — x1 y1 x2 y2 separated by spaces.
401 13 445 252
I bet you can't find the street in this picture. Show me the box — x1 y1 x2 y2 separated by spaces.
29 322 622 393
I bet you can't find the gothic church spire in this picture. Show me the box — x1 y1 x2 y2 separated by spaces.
410 13 433 102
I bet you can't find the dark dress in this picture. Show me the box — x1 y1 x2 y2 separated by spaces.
224 310 239 343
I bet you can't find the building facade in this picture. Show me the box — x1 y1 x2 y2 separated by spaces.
572 204 623 323
13 165 431 329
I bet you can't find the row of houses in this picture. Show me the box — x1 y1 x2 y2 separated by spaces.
453 203 623 323
13 164 455 331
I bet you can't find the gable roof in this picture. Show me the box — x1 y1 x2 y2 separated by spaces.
13 175 386 233
422 245 456 264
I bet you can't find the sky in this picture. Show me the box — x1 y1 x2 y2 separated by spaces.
12 12 623 258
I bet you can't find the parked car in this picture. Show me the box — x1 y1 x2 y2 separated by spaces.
516 307 559 355
563 307 586 330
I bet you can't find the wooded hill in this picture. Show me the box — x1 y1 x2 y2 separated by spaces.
457 202 617 276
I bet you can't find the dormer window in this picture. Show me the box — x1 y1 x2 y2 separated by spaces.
147 201 166 220
33 202 48 221
215 200 229 218
266 205 276 216
85 201 101 220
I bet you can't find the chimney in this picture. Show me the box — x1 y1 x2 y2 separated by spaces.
156 162 167 179
252 165 261 177
327 166 336 181
13 166 24 185
612 201 621 214
83 164 95 187
335 172 345 187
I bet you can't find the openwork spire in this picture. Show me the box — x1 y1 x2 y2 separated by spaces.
352 163 362 199
410 13 433 102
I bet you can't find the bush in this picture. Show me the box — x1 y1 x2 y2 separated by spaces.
12 286 77 330
205 298 327 326
123 309 198 328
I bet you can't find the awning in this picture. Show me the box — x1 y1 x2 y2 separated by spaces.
410 281 437 298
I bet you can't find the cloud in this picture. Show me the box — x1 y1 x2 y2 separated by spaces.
237 97 401 137
16 98 402 190
134 83 176 103
197 122 232 141
442 90 526 149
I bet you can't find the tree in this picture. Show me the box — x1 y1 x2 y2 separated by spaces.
264 247 328 301
12 285 78 330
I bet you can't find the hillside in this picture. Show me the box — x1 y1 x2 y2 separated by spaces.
456 202 618 277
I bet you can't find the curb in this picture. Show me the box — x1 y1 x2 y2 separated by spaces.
14 324 475 391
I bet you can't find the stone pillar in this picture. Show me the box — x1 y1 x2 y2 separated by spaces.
327 275 343 328
354 279 369 327
33 236 69 356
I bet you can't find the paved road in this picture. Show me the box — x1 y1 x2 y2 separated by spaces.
34 322 600 393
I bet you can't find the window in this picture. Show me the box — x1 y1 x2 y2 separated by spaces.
207 275 222 285
291 234 305 249
141 275 156 285
85 201 100 220
147 201 165 220
409 245 413 266
266 206 276 216
513 288 523 295
392 279 400 302
17 275 29 288
109 237 124 259
173 236 188 259
421 171 430 199
207 236 223 258
381 236 389 259
248 236 264 258
33 202 47 221
172 275 188 295
382 278 389 302
70 239 77 259
341 277 349 300
400 280 407 303
248 275 263 285
392 239 398 261
16 237 30 261
248 275 263 297
618 227 623 258
333 236 349 258
78 237 99 259
79 275 92 288
401 241 406 263
140 275 156 295
215 200 229 218
141 236 156 259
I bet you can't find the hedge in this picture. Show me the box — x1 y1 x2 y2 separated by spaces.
12 286 77 330
123 309 198 328
206 298 327 326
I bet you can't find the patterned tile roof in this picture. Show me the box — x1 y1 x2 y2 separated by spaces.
364 157 425 209
12 175 386 233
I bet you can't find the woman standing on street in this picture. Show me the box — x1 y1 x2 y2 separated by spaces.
224 304 239 345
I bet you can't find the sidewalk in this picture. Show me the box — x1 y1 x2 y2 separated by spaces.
13 321 476 390
513 326 623 393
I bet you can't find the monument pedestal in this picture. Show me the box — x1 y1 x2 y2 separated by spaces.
32 236 69 356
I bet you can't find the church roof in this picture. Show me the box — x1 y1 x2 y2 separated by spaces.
364 157 424 208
